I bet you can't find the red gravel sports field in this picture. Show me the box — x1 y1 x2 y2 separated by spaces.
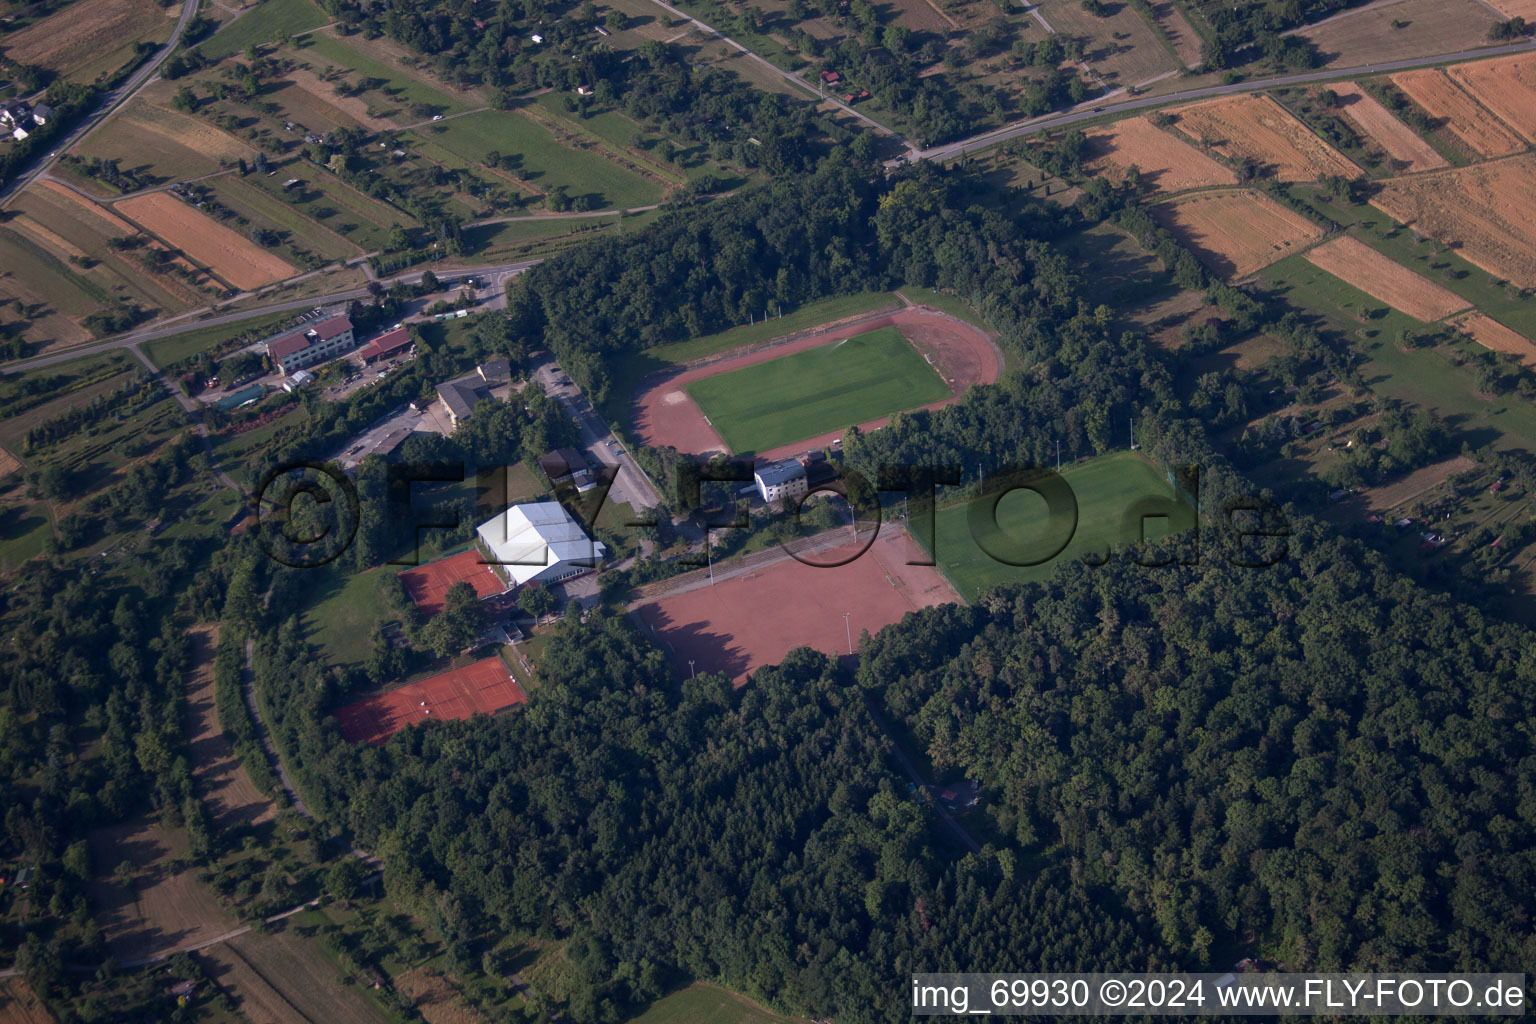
334 656 526 745
631 305 1002 459
399 548 508 617
635 528 960 684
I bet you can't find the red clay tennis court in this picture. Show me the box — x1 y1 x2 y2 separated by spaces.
334 656 527 745
399 548 509 617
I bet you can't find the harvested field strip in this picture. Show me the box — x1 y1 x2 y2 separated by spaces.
1 0 171 73
8 216 90 262
1085 116 1237 194
1389 69 1526 157
278 68 392 130
301 32 468 116
117 103 257 165
1370 154 1536 290
1330 83 1447 172
1171 94 1362 181
1484 0 1536 15
1303 236 1468 322
0 978 54 1024
199 944 311 1024
1451 312 1536 367
1151 189 1324 279
37 179 139 235
212 177 362 260
117 193 297 290
1446 54 1536 143
1149 2 1203 68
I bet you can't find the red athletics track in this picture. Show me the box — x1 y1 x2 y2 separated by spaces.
400 548 509 617
334 656 526 745
634 527 961 684
630 305 1004 459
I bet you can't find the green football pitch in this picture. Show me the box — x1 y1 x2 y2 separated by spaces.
923 452 1196 601
683 326 951 454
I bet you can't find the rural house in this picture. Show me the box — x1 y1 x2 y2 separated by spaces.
538 447 592 489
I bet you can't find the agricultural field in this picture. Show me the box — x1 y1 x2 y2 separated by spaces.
1446 54 1536 144
1288 0 1496 67
1449 312 1536 367
199 929 392 1024
1298 184 1536 337
408 110 665 210
683 325 951 453
85 817 236 963
1150 189 1324 279
242 166 415 255
1302 235 1469 322
1034 0 1182 88
71 83 260 184
0 0 177 83
1484 0 1536 15
183 625 276 832
1261 249 1536 452
1148 1 1203 69
1327 83 1447 173
1370 154 1536 290
117 193 297 290
1388 69 1526 158
927 452 1194 601
271 67 393 131
1083 116 1237 194
1170 94 1362 180
195 0 331 60
0 181 205 349
202 174 365 265
298 30 471 118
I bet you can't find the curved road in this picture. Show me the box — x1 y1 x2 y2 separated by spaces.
0 0 202 207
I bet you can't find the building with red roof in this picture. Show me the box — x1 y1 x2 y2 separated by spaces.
266 315 356 374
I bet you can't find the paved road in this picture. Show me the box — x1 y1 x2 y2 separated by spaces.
531 355 663 511
0 0 201 207
0 259 543 374
899 38 1536 164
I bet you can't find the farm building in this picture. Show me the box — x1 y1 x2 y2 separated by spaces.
266 315 356 374
755 458 809 503
538 447 592 489
356 326 413 364
476 501 606 587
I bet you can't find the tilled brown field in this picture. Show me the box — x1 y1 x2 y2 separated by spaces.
1451 312 1536 366
1171 94 1361 181
1390 69 1526 157
1329 83 1447 172
1085 116 1238 194
1151 189 1325 279
1303 235 1468 322
1447 54 1536 143
1371 154 1536 289
117 193 296 290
